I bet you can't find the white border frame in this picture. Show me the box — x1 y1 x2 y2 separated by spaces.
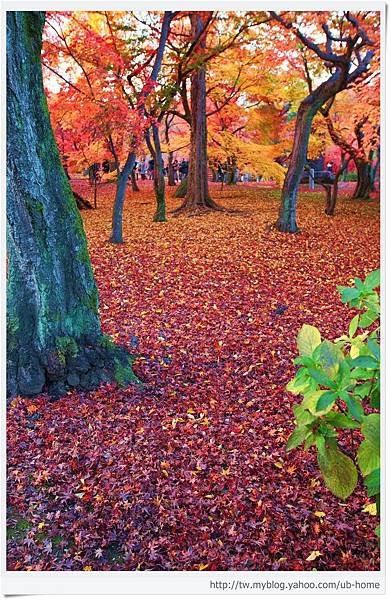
1 1 387 596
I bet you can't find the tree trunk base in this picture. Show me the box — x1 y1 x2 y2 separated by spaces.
7 335 140 399
173 178 188 198
153 212 167 222
108 236 126 244
172 195 223 216
274 217 300 233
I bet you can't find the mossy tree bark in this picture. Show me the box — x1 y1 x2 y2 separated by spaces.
174 12 220 214
7 11 137 398
174 177 188 198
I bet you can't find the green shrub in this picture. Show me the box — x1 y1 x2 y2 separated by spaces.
286 269 380 534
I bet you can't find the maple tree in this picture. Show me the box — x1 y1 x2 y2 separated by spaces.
269 11 379 232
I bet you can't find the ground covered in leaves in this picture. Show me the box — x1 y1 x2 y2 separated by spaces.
7 182 380 571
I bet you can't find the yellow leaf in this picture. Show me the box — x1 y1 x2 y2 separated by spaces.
362 503 377 516
198 563 209 571
274 461 283 469
314 511 326 518
37 522 45 530
306 550 322 561
83 565 93 571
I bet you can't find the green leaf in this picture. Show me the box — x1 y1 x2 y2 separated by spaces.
293 356 314 367
316 391 338 412
367 338 380 360
364 468 380 497
351 367 377 381
351 355 379 369
317 445 358 500
358 414 380 476
338 286 360 304
375 525 380 537
286 426 310 451
359 310 379 328
318 340 344 379
348 314 360 338
297 324 321 357
316 434 326 457
326 413 360 429
304 432 318 450
370 382 380 409
353 381 373 399
302 390 333 416
345 395 365 422
293 403 317 425
364 269 380 290
307 368 335 388
286 368 310 394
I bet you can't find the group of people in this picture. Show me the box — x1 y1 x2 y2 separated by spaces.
133 157 189 182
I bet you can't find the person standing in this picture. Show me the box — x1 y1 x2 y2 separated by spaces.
140 158 147 180
172 158 179 183
148 157 155 180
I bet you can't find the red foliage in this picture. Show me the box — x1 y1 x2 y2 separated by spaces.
7 183 380 571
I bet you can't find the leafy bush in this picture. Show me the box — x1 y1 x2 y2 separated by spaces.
286 269 380 533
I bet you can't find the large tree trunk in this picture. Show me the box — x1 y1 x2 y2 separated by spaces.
109 150 136 243
353 159 371 200
174 12 220 214
7 12 137 398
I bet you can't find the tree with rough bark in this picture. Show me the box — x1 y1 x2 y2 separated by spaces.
269 11 378 232
7 11 137 398
172 12 219 214
299 47 380 206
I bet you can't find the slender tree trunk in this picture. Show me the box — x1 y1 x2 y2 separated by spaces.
276 103 316 232
146 124 166 222
131 168 140 192
7 12 137 398
353 159 371 200
167 152 175 186
109 150 136 243
109 11 173 239
174 12 220 214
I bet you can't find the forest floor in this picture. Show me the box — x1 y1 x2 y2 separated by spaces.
7 182 380 571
